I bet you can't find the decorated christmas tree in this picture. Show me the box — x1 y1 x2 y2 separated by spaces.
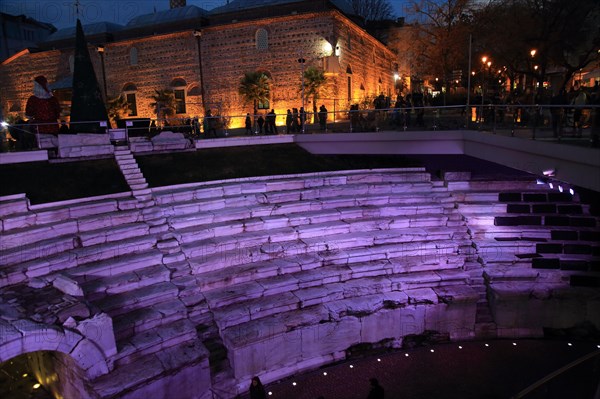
69 18 110 133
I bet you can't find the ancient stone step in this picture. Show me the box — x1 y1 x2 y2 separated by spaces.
457 203 508 214
483 265 569 284
1 235 78 268
123 171 144 180
80 264 171 300
469 225 552 241
128 177 147 186
78 222 150 247
131 182 149 190
112 298 188 341
68 249 163 282
0 218 78 251
119 163 140 171
92 340 209 398
113 318 198 367
0 195 29 218
95 281 179 317
76 209 142 232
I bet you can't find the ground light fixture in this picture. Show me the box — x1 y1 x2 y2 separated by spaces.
536 175 575 196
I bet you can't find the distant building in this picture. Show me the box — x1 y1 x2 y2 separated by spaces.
0 12 56 62
0 0 400 127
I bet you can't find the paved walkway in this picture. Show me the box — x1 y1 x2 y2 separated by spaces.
257 340 600 399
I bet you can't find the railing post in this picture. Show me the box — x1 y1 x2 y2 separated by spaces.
531 105 538 140
35 124 41 150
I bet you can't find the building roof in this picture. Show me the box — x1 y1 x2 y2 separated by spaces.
44 22 124 43
210 0 355 16
0 12 56 32
126 5 208 29
49 75 73 90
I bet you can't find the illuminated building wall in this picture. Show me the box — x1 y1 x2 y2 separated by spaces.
0 8 397 128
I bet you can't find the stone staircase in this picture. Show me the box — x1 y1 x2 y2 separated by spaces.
450 178 600 338
114 146 153 204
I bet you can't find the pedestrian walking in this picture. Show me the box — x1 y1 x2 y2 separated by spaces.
318 104 328 131
285 109 293 134
245 113 252 135
367 378 384 399
257 115 265 135
249 376 267 399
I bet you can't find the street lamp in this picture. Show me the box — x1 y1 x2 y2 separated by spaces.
193 30 207 112
480 56 491 123
298 56 306 133
96 45 107 101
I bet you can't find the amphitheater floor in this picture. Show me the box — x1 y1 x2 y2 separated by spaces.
256 339 600 399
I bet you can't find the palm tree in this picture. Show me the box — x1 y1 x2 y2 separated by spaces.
149 89 177 125
106 95 130 126
302 66 327 120
238 71 271 114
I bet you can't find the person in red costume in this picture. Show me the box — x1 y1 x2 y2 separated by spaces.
25 75 62 135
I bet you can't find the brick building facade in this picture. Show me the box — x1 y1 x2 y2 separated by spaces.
0 0 398 128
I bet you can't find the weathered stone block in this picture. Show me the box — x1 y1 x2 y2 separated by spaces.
58 134 114 158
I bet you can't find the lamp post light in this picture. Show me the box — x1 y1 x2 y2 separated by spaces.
530 49 538 139
298 56 306 133
96 45 107 101
480 56 491 124
193 30 207 112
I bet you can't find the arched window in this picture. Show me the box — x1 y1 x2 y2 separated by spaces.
129 47 138 66
122 83 138 116
255 28 268 50
170 78 187 114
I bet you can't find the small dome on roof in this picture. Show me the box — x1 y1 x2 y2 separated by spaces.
126 5 208 29
210 0 354 16
44 22 123 42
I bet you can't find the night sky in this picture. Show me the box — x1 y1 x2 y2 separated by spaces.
1 0 413 29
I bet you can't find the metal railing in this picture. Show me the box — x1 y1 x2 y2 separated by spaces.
511 349 600 398
2 104 598 154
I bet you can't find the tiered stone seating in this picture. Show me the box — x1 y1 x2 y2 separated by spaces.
3 168 598 398
146 169 479 388
0 192 211 397
452 178 600 338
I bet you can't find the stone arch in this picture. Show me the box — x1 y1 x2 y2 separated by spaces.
0 320 111 380
122 83 137 92
170 78 187 88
